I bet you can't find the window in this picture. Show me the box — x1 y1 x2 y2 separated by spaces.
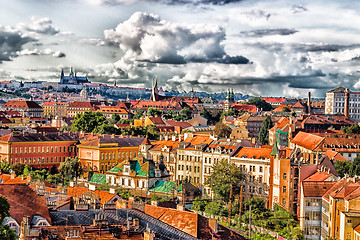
282 198 286 206
283 186 286 193
259 176 263 183
283 173 287 179
259 166 263 172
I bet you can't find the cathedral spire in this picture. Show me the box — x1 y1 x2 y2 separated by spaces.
150 76 159 101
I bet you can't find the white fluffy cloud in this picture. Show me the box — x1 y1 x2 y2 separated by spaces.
18 16 59 35
17 48 66 58
104 12 248 65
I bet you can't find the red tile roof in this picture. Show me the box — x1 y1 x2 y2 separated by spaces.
0 184 51 225
2 100 42 109
302 181 335 197
261 97 286 103
231 104 258 113
323 150 348 162
165 120 192 128
66 186 118 204
291 131 324 151
149 117 166 125
304 171 333 182
233 147 272 159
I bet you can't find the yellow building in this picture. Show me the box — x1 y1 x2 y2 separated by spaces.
77 134 145 173
42 102 68 118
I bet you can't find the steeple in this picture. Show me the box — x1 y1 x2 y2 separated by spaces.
150 76 159 101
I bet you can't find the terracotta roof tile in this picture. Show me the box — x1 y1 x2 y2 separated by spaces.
302 181 335 197
304 171 333 182
2 100 42 109
234 147 272 159
66 186 118 204
291 131 324 151
0 184 51 225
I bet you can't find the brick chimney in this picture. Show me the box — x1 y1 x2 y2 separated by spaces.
344 88 350 118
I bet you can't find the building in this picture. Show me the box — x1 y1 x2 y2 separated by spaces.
42 102 68 118
77 134 144 172
176 134 212 188
58 68 90 90
0 184 51 236
98 105 133 121
325 87 360 123
106 157 170 197
0 132 77 169
224 89 235 111
202 139 243 196
1 100 43 117
67 101 101 118
231 147 273 202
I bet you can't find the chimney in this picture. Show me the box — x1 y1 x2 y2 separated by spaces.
10 170 16 179
172 135 176 141
345 88 350 118
164 135 169 141
178 136 182 142
307 92 311 114
109 188 116 194
177 204 185 211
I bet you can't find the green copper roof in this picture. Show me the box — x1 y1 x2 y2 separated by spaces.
89 173 106 184
149 180 179 193
109 166 122 173
131 161 147 177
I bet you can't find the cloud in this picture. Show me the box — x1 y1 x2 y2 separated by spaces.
104 12 248 65
18 16 59 35
82 0 243 6
0 25 35 63
292 5 308 14
241 28 298 38
17 48 66 58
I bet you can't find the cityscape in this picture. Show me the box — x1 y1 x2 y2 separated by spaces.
1 0 360 240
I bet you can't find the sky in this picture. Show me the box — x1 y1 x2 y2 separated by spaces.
1 0 360 97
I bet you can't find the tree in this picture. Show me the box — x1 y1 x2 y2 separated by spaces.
258 116 273 145
0 197 17 240
175 107 192 121
246 97 273 111
11 163 25 176
60 125 71 132
205 160 244 202
341 124 360 134
23 165 30 176
111 113 121 124
0 161 11 173
191 197 208 212
335 160 351 178
147 107 162 117
133 109 144 119
71 111 108 133
200 109 212 120
146 125 160 140
58 157 83 185
350 156 360 177
214 123 232 138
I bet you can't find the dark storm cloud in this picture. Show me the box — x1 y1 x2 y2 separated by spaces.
240 28 298 38
104 12 249 65
0 26 35 63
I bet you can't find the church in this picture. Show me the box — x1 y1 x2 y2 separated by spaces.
58 68 90 90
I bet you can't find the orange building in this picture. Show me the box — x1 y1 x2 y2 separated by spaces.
0 132 77 169
77 134 144 173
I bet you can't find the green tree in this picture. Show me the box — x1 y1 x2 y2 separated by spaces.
58 157 83 185
175 107 192 121
23 165 30 176
246 97 273 111
11 163 25 176
204 200 225 216
60 125 71 132
335 160 351 178
147 107 162 117
200 109 212 120
258 116 273 145
0 197 17 240
0 161 11 174
71 111 108 133
146 125 160 140
191 197 208 212
214 123 232 138
205 160 244 202
133 109 144 119
350 156 360 177
341 124 360 134
111 113 121 124
220 108 241 120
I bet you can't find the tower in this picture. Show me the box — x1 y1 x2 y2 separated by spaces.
150 77 159 101
224 89 235 111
